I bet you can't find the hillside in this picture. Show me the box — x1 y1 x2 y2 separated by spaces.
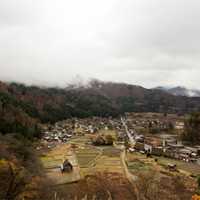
1 80 200 137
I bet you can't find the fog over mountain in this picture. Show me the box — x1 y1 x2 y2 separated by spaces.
154 86 200 97
0 0 200 88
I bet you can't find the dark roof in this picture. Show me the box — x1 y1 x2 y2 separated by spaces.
63 159 72 167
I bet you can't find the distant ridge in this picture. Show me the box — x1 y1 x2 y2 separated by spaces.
154 86 200 97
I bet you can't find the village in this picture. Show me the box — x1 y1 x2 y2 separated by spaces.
122 113 200 164
40 112 200 165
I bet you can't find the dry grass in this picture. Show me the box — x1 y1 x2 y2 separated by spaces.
52 172 137 200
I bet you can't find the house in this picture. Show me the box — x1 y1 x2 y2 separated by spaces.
128 147 135 153
134 142 145 151
175 122 184 130
185 146 200 156
163 148 175 158
151 146 163 156
61 159 73 173
144 144 152 153
167 143 184 149
167 163 177 171
135 135 144 143
178 148 191 156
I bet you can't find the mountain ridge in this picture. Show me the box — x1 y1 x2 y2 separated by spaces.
154 86 200 97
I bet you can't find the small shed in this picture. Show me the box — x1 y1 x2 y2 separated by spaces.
167 163 177 171
151 146 163 156
144 144 152 153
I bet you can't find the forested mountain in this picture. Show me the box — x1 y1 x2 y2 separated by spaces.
1 80 200 137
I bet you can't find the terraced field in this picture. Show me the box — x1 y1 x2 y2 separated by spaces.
40 131 126 185
92 146 123 173
68 133 124 177
75 147 101 168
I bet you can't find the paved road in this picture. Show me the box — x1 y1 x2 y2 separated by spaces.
121 117 135 145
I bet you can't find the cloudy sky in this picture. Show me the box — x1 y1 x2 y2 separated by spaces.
0 0 200 88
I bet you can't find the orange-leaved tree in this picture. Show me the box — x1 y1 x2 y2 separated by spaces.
192 194 200 200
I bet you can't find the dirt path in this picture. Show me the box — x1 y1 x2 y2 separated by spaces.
40 144 81 185
121 150 138 182
120 150 139 200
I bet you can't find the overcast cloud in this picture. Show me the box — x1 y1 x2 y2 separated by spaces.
0 0 200 88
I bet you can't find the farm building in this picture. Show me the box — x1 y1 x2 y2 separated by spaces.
61 159 73 173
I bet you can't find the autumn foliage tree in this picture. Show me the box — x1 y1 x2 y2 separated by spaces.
192 194 200 200
0 134 52 200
